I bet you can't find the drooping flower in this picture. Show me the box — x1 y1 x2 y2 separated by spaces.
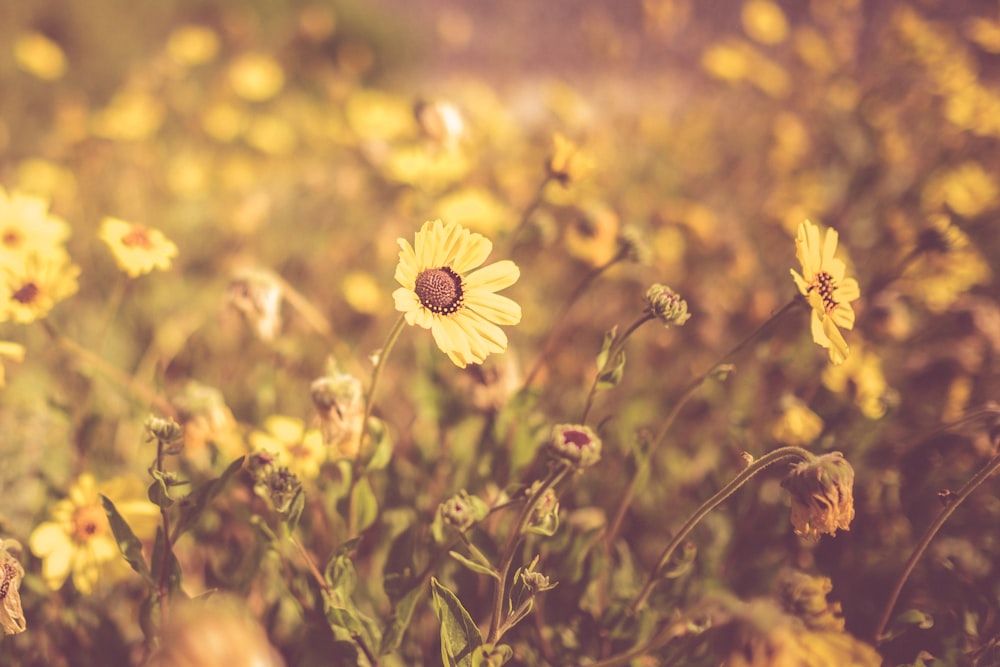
781 452 855 541
29 473 158 594
0 250 80 323
99 217 178 278
0 186 70 266
248 415 327 480
393 219 521 367
310 372 364 458
0 539 26 635
790 220 861 365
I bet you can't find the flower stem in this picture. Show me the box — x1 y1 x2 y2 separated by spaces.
487 463 570 644
629 446 814 614
874 451 1000 643
579 312 656 424
154 435 172 627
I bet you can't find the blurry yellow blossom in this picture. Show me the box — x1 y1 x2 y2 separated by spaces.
702 40 750 81
346 89 417 142
922 161 998 218
166 25 220 66
0 341 26 389
202 102 249 142
793 27 837 73
227 269 284 341
245 114 298 155
174 382 247 466
99 217 178 278
565 202 620 267
166 151 211 198
741 0 789 45
14 158 77 202
0 538 26 634
547 132 594 186
91 89 165 141
0 186 70 264
249 415 327 480
394 219 521 367
790 220 861 365
342 270 381 315
772 395 824 445
29 473 158 594
781 452 856 541
902 215 991 312
0 251 80 323
383 144 471 191
769 112 810 171
436 186 513 237
228 53 285 101
965 18 1000 53
415 99 466 149
13 31 67 80
822 340 891 420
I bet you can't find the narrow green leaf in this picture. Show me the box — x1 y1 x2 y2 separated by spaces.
595 350 626 390
100 494 153 585
431 577 483 667
147 471 174 509
595 327 617 370
149 527 184 595
350 476 378 534
173 456 245 537
364 416 393 472
448 550 501 581
284 487 305 532
379 584 424 655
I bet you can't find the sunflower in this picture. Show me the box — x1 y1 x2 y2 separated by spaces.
789 220 860 365
393 219 521 367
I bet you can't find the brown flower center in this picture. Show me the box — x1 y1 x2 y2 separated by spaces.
414 266 464 315
0 563 15 600
71 505 108 543
121 227 153 249
561 429 591 448
2 227 23 248
12 281 40 305
810 271 838 314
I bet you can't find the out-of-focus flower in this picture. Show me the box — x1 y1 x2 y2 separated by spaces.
173 382 246 465
146 595 285 667
774 569 847 633
781 452 855 541
29 473 158 594
227 269 283 341
341 270 381 315
0 251 80 323
771 395 824 445
547 424 602 469
434 187 513 237
790 220 861 365
922 161 998 218
547 132 594 186
249 415 327 480
345 89 417 142
564 202 620 267
437 489 489 533
517 555 557 594
0 186 70 265
99 217 178 278
228 53 285 102
393 219 521 368
0 539 26 634
245 114 297 155
415 99 465 148
250 460 302 516
902 215 991 313
310 371 364 458
90 89 165 141
645 284 691 327
822 341 893 420
166 25 220 67
13 31 67 80
0 341 25 389
741 0 789 45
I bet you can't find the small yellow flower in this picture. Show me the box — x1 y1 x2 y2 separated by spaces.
249 415 327 480
0 186 71 265
29 473 158 594
771 395 824 446
0 250 80 323
99 217 178 278
790 220 861 365
228 53 285 102
0 341 26 389
0 538 26 635
547 132 594 186
13 31 67 80
393 219 521 367
781 452 856 541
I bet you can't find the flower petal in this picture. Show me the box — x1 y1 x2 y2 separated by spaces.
465 290 522 325
451 231 492 274
821 226 840 269
464 260 520 292
821 316 849 364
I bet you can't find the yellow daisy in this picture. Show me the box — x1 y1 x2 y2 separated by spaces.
28 473 158 594
0 250 80 323
790 220 860 365
0 186 70 266
248 415 327 480
393 219 521 367
98 216 178 278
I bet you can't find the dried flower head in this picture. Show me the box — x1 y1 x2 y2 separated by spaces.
774 569 846 633
227 269 283 341
645 284 691 327
310 372 365 458
548 424 602 469
0 539 26 634
781 452 856 540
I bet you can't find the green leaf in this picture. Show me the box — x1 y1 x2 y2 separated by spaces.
364 416 393 472
100 494 153 585
881 609 934 642
350 476 378 534
595 327 617 370
448 550 501 581
173 456 245 538
595 349 625 390
146 471 174 509
431 577 483 667
324 538 361 594
284 487 305 532
323 594 381 660
379 584 424 656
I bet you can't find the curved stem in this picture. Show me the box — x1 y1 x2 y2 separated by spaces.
874 452 1000 643
487 463 570 644
579 312 656 425
629 446 814 613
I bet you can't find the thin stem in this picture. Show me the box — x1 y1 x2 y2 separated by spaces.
290 533 330 593
629 446 814 614
487 463 570 644
579 313 656 425
874 452 1000 643
603 298 799 550
154 437 172 627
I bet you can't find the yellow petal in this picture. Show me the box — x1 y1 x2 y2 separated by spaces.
464 260 520 292
465 291 522 325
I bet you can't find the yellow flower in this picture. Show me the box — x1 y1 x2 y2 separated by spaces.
249 415 327 480
393 219 521 367
0 341 26 389
99 217 178 278
547 132 594 186
790 220 861 365
228 53 285 102
0 538 26 635
0 186 71 266
781 452 855 541
29 474 158 594
771 395 823 445
0 250 80 323
13 31 67 81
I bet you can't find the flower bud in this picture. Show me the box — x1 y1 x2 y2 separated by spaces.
146 415 184 447
438 489 489 533
645 284 691 327
547 424 602 469
781 452 855 540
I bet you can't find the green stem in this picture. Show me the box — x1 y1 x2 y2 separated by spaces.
487 463 570 644
155 436 172 627
874 451 1000 643
629 446 815 613
579 312 656 425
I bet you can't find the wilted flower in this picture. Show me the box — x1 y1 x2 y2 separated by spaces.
0 539 26 635
393 219 521 367
645 284 691 327
517 555 558 594
548 424 602 469
310 371 365 458
29 473 158 594
781 452 856 540
790 220 861 365
146 415 184 448
99 217 178 278
250 461 302 516
173 382 246 465
0 250 80 323
227 269 284 341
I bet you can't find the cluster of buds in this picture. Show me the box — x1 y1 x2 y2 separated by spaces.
645 284 691 328
146 415 184 453
781 452 856 540
248 452 302 516
547 424 602 469
310 370 364 458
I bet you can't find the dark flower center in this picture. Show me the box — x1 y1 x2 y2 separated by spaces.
811 271 838 314
561 429 591 448
71 505 107 542
122 228 153 249
12 282 40 305
414 266 464 315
